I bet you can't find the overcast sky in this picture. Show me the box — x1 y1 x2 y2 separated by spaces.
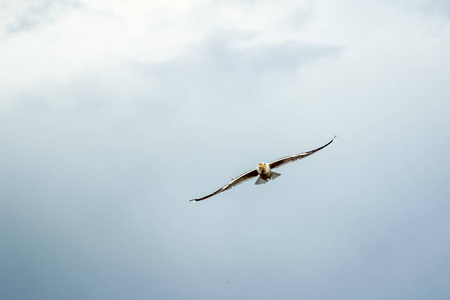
1 0 450 299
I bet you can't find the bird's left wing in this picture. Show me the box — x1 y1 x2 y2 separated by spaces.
269 136 336 169
190 169 259 202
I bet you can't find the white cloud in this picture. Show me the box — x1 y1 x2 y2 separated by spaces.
0 0 316 98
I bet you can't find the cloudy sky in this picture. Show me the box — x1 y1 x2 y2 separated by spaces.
1 0 450 299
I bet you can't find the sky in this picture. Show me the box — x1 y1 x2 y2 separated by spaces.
1 0 450 299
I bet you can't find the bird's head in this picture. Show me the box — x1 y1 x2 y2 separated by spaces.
257 162 268 174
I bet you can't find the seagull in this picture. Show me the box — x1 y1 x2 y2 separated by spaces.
190 136 336 202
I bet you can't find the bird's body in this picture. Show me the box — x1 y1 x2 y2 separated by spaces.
190 136 336 202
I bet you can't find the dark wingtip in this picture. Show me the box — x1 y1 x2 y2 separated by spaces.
189 199 197 203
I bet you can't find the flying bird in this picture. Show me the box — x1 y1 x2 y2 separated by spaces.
190 136 336 202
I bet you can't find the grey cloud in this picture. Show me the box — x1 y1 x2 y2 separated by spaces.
422 0 450 17
6 0 81 34
0 35 341 300
131 34 341 113
279 2 315 32
385 0 450 18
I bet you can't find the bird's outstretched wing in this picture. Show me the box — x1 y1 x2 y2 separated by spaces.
190 169 259 202
269 136 336 170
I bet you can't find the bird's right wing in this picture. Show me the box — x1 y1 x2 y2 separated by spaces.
190 169 259 202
